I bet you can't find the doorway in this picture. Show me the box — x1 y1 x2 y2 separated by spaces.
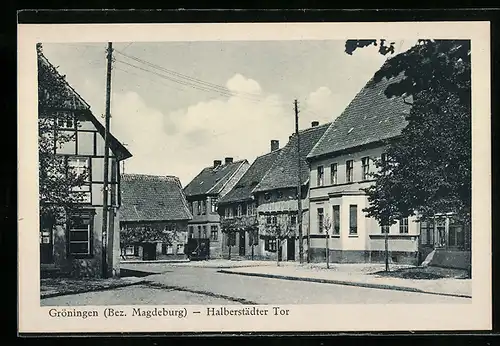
239 231 246 256
142 243 157 260
287 236 295 261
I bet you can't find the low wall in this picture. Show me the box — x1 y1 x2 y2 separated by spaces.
429 249 471 270
308 248 418 265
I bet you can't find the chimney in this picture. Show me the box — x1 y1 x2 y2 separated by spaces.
224 157 233 164
213 160 222 168
270 140 279 152
311 121 319 127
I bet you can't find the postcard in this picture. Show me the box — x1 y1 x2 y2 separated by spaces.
18 20 491 334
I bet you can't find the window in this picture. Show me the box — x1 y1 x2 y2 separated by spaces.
226 207 232 219
202 225 207 238
56 112 75 129
201 200 207 215
176 244 184 254
265 237 277 252
68 212 93 256
68 157 91 203
399 218 409 234
448 218 465 249
242 203 247 216
227 232 236 246
361 157 370 180
188 226 194 239
381 153 388 165
210 225 219 241
249 231 259 246
277 191 283 199
197 225 202 238
381 225 390 234
420 220 434 245
317 166 324 186
332 205 340 235
318 208 324 233
266 216 272 225
330 163 338 185
197 201 201 215
264 192 271 201
346 160 354 183
291 215 297 225
272 216 277 225
349 205 357 235
189 202 194 214
210 197 217 213
247 203 254 216
125 246 135 256
237 204 242 217
161 243 173 255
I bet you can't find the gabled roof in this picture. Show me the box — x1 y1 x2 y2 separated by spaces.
307 70 410 160
218 149 282 205
38 50 132 160
120 174 192 222
253 123 330 193
183 160 248 197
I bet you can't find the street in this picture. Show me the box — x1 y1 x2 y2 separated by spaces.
41 266 471 306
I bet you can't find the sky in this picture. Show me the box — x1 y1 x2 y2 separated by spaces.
42 40 415 187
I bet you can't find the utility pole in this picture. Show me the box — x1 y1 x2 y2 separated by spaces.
101 42 113 279
294 99 304 264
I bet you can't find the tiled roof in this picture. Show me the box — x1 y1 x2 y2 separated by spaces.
38 51 132 160
307 71 410 160
183 160 248 197
120 174 192 222
253 124 330 193
218 149 282 205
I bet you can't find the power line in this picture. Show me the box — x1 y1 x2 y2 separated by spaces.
114 49 267 100
114 59 286 108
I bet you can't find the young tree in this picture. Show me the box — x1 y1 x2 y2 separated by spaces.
322 215 332 269
38 43 90 229
265 215 294 267
346 39 471 229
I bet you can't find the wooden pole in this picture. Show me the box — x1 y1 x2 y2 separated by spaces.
294 99 304 264
101 42 113 279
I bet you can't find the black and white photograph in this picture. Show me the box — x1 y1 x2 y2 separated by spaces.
18 21 491 333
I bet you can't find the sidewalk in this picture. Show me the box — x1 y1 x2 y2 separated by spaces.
40 276 145 299
120 259 274 274
218 263 472 299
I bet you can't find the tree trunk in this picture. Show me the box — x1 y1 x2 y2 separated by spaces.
326 232 330 269
251 244 254 261
385 231 389 272
228 241 232 260
276 238 280 267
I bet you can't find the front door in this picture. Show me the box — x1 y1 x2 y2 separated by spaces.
142 243 157 260
287 236 295 261
239 231 245 256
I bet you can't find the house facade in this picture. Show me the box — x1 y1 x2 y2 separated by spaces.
252 122 330 262
217 140 282 260
183 157 250 259
38 50 132 278
119 174 192 261
306 72 420 264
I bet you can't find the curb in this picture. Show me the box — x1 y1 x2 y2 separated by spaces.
217 270 472 299
40 280 146 299
146 282 257 305
121 260 190 264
